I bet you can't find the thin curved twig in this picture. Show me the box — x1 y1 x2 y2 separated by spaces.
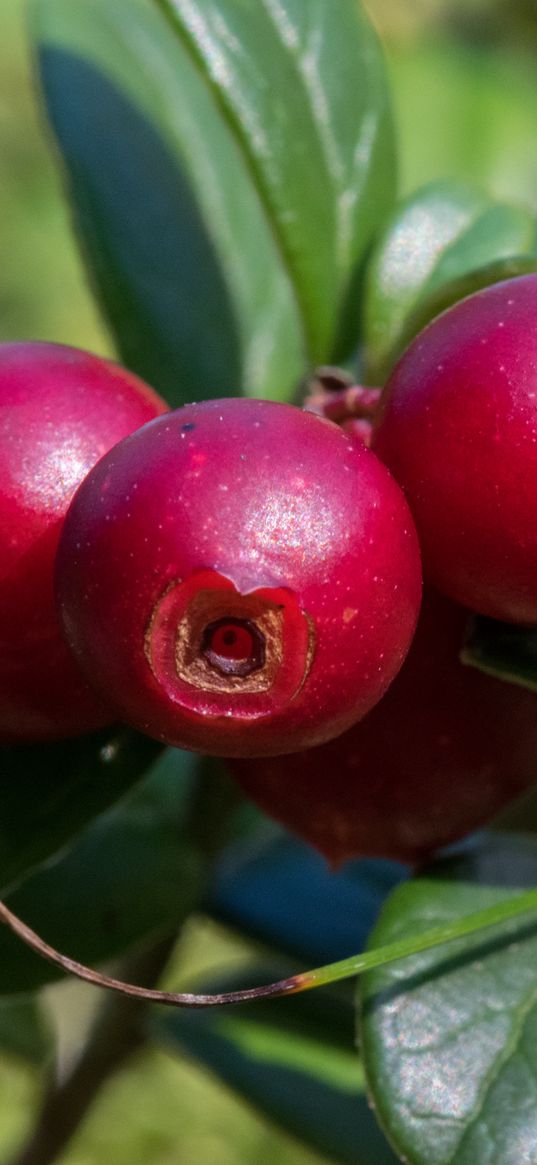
0 899 305 1008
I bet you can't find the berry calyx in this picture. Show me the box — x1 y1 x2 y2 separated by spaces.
304 366 381 447
230 589 537 864
0 342 167 743
373 274 537 624
56 398 422 757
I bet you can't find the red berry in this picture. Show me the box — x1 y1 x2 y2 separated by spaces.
230 589 537 864
56 398 422 757
373 274 537 624
0 342 167 743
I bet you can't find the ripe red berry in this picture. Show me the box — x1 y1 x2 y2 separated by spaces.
56 398 422 758
230 589 537 864
0 342 167 743
373 274 537 624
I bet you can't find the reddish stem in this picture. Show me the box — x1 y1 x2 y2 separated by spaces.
303 368 381 446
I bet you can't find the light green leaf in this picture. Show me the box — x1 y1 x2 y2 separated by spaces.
364 180 537 380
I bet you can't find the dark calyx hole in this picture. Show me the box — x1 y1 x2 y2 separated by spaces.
201 618 266 678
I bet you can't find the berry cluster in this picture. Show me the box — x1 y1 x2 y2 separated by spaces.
3 274 537 862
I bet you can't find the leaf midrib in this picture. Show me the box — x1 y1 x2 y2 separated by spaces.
155 0 346 361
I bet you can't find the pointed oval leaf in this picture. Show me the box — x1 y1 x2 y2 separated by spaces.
364 180 537 381
360 834 537 1165
32 0 305 405
159 0 396 363
0 749 200 993
154 965 398 1165
0 726 161 896
33 0 395 403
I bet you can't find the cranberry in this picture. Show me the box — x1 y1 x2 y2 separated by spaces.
230 589 537 864
373 274 537 624
56 398 422 757
0 342 167 743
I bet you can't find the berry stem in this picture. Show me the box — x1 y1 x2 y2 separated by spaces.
303 367 381 446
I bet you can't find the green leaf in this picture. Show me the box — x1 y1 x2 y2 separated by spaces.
0 749 200 994
364 180 537 381
159 0 396 363
0 726 162 896
462 615 537 694
154 965 398 1165
360 834 537 1165
33 0 304 405
392 254 537 364
32 0 394 404
0 998 52 1065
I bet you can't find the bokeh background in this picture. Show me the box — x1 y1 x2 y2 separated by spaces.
2 0 537 1161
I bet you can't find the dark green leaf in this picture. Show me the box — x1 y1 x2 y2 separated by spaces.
208 831 406 966
154 964 397 1165
360 833 537 1165
0 998 52 1065
33 0 304 405
462 615 537 694
0 726 162 896
364 180 537 381
33 0 394 403
0 749 200 993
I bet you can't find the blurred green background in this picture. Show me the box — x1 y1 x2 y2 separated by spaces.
2 0 537 1161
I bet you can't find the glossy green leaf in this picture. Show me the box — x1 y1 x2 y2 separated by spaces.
462 615 537 694
33 0 304 405
364 180 537 381
393 253 537 373
154 965 398 1165
0 726 161 896
0 749 200 994
0 998 52 1065
33 0 394 404
159 0 396 363
360 834 537 1165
